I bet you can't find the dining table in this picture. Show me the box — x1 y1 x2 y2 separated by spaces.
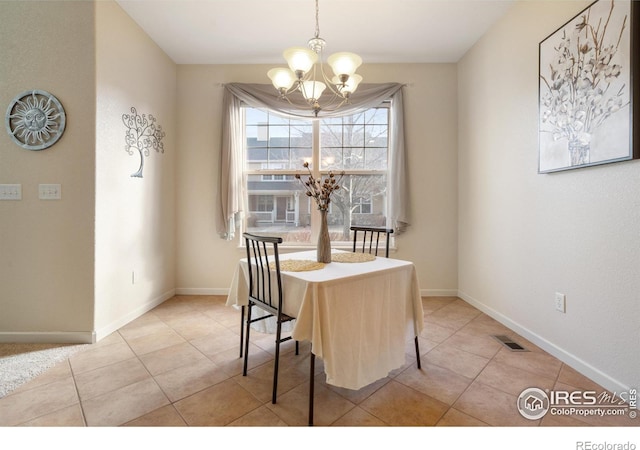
226 248 424 422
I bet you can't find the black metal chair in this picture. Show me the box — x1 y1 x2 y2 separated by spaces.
350 226 393 257
241 232 296 404
350 225 422 370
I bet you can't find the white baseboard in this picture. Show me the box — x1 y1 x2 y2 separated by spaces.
177 288 458 298
457 290 630 394
93 288 176 342
0 289 176 345
175 288 230 296
0 331 95 344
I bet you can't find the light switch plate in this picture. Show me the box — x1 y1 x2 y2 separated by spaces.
555 292 566 313
0 184 22 200
39 184 61 200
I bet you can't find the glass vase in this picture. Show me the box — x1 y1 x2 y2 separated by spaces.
317 209 331 263
568 137 590 166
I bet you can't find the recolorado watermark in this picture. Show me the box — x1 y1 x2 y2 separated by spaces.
576 442 636 450
517 386 637 421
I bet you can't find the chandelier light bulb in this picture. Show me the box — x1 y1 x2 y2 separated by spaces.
283 47 318 75
300 80 327 101
327 52 362 77
268 68 296 90
332 73 362 94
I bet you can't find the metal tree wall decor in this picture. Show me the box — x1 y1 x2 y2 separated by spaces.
5 90 66 151
122 107 165 178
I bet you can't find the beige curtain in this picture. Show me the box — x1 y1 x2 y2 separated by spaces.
216 82 410 239
216 88 245 240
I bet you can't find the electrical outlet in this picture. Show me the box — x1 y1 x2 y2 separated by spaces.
555 292 566 313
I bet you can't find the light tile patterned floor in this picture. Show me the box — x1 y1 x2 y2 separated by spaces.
0 296 636 427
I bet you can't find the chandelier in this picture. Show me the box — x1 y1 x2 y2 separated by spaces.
267 0 363 116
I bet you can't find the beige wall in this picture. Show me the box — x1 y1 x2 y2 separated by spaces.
175 64 459 296
458 1 640 391
95 1 177 339
0 0 177 343
0 1 96 341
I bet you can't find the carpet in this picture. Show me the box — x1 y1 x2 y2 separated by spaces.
0 343 89 398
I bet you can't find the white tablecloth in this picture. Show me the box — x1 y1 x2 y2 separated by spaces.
226 250 424 390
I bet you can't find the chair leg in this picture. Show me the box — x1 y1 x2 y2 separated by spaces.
308 352 315 426
239 306 245 358
272 321 282 404
295 340 299 355
414 336 421 369
242 305 252 376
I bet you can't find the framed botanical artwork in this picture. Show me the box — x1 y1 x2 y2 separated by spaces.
538 0 639 173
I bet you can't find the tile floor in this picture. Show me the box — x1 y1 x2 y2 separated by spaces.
0 295 636 427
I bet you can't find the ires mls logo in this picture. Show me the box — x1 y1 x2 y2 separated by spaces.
517 387 637 421
517 388 550 420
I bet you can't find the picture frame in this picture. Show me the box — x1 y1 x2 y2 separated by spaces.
538 0 639 173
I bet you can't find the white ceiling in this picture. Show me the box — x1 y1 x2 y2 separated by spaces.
115 0 515 64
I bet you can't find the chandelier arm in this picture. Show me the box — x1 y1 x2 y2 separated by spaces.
279 94 295 107
317 95 349 114
303 62 350 115
318 64 346 98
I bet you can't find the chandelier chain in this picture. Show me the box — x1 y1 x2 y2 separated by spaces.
314 0 320 39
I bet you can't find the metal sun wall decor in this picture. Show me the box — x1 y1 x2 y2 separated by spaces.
5 90 66 151
122 107 165 178
538 0 639 173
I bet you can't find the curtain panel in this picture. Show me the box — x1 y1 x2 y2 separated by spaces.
216 82 410 240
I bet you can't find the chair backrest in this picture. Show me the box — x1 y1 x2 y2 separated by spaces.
350 226 394 258
243 233 284 314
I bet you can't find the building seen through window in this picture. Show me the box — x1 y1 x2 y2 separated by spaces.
244 106 389 246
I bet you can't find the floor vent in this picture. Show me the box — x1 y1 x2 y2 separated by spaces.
492 335 529 352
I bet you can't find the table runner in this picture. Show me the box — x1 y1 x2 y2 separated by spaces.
330 252 376 263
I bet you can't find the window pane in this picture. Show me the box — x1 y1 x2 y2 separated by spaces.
324 174 387 242
290 117 308 126
365 124 388 147
269 113 289 125
245 179 313 244
365 148 387 170
319 110 388 171
343 148 365 169
292 147 313 168
246 125 267 147
291 124 313 147
269 125 290 146
345 111 366 125
321 125 343 147
247 147 267 165
246 108 268 125
365 108 388 124
267 148 289 168
320 116 343 125
342 124 365 147
321 148 342 170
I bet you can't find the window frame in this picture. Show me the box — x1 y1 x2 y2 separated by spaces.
243 104 391 247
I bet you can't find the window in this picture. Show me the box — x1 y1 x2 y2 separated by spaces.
252 195 273 212
352 195 373 214
244 106 389 245
261 174 295 181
